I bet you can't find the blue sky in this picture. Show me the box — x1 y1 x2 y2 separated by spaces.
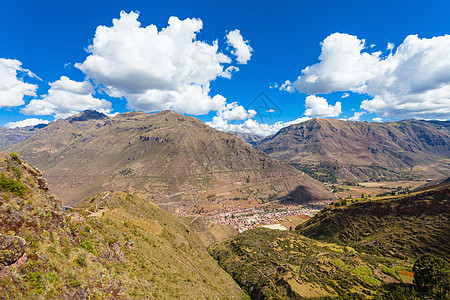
1 0 450 135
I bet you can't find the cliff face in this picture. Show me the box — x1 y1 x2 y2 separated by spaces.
256 118 450 182
9 110 334 210
0 153 247 299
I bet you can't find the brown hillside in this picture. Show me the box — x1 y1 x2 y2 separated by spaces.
256 118 450 182
0 126 43 150
0 153 247 299
9 110 334 212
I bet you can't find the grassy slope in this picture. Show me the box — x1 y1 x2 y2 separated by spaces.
297 185 450 259
210 228 413 299
0 153 246 299
209 182 449 299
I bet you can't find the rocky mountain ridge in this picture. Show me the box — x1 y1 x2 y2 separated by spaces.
255 118 450 182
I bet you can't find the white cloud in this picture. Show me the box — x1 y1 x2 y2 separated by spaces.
289 33 382 94
75 11 247 116
221 66 239 79
361 34 450 119
386 42 394 51
372 117 383 122
206 116 310 136
348 111 364 121
342 92 349 98
22 76 111 119
280 80 294 92
285 33 450 120
4 118 50 129
226 29 253 64
0 58 38 108
304 95 342 118
216 101 256 120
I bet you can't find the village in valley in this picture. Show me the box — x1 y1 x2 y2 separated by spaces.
206 200 328 232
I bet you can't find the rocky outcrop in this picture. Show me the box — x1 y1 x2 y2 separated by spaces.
0 235 26 267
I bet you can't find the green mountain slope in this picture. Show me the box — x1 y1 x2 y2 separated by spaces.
297 183 450 259
209 180 449 299
210 228 414 299
0 153 247 299
9 110 333 211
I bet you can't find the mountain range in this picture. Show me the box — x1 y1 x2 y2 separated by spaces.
7 110 333 212
253 118 450 182
0 124 47 150
2 111 449 298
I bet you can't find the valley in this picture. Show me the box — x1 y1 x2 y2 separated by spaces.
2 4 450 299
1 113 449 299
7 110 334 213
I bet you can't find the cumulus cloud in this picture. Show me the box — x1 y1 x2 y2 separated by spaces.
4 118 50 129
22 76 111 119
0 58 38 108
347 111 364 121
226 29 253 64
285 33 450 120
372 117 383 122
386 42 395 51
216 101 257 120
361 34 450 119
289 33 381 94
342 92 349 98
304 95 342 118
75 11 252 117
206 116 310 136
279 80 294 92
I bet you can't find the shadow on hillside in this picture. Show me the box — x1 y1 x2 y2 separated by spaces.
280 185 324 207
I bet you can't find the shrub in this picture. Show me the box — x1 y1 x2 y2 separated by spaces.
0 172 27 196
9 152 21 163
413 254 449 298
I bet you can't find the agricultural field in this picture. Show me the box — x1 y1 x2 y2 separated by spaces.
328 180 426 199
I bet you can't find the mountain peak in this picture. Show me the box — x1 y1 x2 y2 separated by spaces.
67 110 109 123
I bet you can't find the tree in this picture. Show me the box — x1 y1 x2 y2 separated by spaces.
413 254 449 298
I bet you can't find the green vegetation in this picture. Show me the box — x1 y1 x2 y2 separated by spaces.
0 172 27 196
210 228 412 299
0 153 246 299
297 187 450 259
9 152 21 163
209 180 449 299
413 254 449 298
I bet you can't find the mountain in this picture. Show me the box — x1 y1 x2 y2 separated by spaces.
230 131 264 147
297 181 450 259
67 109 108 123
0 125 45 150
0 152 247 299
8 110 334 211
255 118 450 182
